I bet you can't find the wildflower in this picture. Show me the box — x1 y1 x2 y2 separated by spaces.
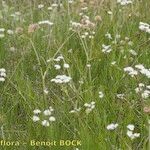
42 120 50 127
117 0 133 6
64 63 70 69
38 20 54 26
86 64 91 68
135 64 150 78
51 3 58 7
28 23 39 33
135 64 145 70
49 106 54 112
106 123 118 130
127 124 134 131
126 124 140 139
102 44 112 53
43 109 51 116
7 30 14 35
54 55 64 62
32 106 55 127
33 109 41 114
0 68 6 82
32 116 40 122
51 75 72 84
135 83 150 99
99 91 104 98
49 116 56 122
127 130 140 140
84 101 95 114
70 108 81 114
54 64 61 70
38 4 44 9
107 11 113 15
139 22 150 34
48 7 52 10
124 66 138 77
141 90 150 99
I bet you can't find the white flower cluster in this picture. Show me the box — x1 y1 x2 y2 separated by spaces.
54 63 69 70
53 55 64 62
135 83 150 99
51 75 72 84
53 55 70 70
38 20 54 26
51 55 71 84
124 67 138 77
106 123 118 130
139 22 150 34
135 64 150 78
84 101 95 114
0 68 6 82
70 107 81 114
99 91 104 98
102 44 112 53
38 4 44 9
124 64 150 78
127 124 140 140
32 106 56 127
117 0 133 6
38 3 63 11
81 31 95 39
0 28 14 38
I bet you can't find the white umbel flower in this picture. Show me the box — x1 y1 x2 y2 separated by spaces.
51 75 72 84
106 123 118 130
126 124 140 139
38 4 44 9
32 116 40 122
64 63 70 69
49 116 56 122
127 124 135 131
42 120 50 127
38 20 54 26
139 22 150 34
54 64 61 70
117 0 133 6
33 109 41 114
0 68 6 82
43 109 52 116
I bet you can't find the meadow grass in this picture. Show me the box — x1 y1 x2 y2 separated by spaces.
0 0 150 149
